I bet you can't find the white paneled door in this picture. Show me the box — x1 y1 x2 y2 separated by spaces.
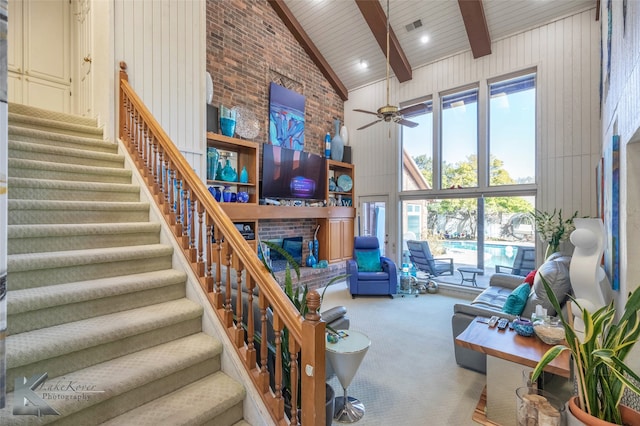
73 0 92 117
8 0 71 113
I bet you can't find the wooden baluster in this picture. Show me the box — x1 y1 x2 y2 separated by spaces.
258 294 269 392
245 276 256 368
213 226 223 309
224 239 233 327
290 339 300 426
273 312 285 420
196 204 205 276
233 262 244 347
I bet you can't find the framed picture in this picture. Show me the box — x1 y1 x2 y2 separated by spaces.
603 135 620 290
268 82 305 151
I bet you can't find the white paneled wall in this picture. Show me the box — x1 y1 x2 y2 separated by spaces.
345 8 601 261
113 0 206 177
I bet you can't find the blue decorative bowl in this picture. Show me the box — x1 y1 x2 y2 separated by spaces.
237 191 249 203
513 318 534 337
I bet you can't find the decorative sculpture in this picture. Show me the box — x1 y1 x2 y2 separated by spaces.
569 218 612 334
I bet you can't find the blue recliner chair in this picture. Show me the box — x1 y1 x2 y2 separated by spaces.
346 236 397 298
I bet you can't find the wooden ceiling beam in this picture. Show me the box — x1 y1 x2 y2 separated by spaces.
268 0 349 101
458 0 492 58
354 0 412 83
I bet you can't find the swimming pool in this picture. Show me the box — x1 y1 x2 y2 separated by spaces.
441 241 532 268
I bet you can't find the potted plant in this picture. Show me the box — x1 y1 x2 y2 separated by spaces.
260 240 347 425
531 276 640 425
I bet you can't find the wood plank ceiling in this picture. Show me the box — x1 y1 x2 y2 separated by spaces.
271 0 597 100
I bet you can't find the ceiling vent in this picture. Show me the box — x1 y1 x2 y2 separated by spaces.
405 19 423 32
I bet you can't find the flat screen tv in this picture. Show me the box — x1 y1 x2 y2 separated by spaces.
261 144 326 200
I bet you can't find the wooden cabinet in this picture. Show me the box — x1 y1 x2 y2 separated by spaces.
318 217 354 264
326 160 354 207
205 133 355 264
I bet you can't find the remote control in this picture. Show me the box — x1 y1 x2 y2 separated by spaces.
497 318 509 330
488 316 500 327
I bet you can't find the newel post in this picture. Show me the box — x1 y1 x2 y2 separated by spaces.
300 290 326 426
118 61 128 141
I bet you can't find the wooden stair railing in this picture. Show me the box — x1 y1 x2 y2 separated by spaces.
118 62 326 426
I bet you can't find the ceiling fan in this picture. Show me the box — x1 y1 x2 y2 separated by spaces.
354 0 423 131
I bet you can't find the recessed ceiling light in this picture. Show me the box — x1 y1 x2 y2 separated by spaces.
421 35 430 44
359 60 368 69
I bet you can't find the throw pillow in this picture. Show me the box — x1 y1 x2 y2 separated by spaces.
502 282 531 316
524 270 537 286
520 255 572 319
355 249 383 272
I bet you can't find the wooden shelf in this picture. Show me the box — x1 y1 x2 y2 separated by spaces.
220 204 355 221
206 132 259 204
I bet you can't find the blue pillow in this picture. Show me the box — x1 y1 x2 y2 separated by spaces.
355 249 383 272
502 282 531 316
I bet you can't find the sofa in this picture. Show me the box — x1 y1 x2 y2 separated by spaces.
451 253 572 374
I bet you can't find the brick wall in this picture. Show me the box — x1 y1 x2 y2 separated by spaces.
207 0 346 267
206 0 344 158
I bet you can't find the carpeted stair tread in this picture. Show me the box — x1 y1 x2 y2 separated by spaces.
8 269 186 315
6 298 203 369
8 199 150 225
0 333 222 425
8 177 140 202
232 421 253 426
9 102 98 127
8 222 160 240
9 126 115 153
101 372 245 426
9 111 104 139
8 244 173 272
8 158 132 184
8 140 123 167
8 222 161 254
7 269 187 334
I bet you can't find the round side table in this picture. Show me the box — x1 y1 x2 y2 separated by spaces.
325 330 371 423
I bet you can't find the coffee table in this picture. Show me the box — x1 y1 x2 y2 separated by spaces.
455 317 570 425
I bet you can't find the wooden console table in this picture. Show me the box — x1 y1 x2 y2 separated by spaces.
455 317 570 425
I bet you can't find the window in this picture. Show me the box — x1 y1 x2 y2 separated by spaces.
441 88 479 189
405 204 421 237
489 73 536 185
401 101 433 190
399 71 537 288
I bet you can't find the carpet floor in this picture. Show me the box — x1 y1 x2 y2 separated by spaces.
321 283 487 426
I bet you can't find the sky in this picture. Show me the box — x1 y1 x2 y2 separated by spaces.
403 87 536 184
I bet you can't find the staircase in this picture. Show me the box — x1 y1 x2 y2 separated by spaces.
2 104 251 425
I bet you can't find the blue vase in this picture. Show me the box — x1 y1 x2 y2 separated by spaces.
222 185 232 202
215 161 223 180
207 147 219 181
306 241 317 267
239 166 249 183
313 239 319 260
221 159 238 182
331 119 344 162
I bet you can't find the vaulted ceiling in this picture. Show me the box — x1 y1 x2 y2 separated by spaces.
270 0 598 101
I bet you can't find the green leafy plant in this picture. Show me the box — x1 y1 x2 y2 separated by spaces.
259 240 347 409
531 276 640 423
533 209 578 259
